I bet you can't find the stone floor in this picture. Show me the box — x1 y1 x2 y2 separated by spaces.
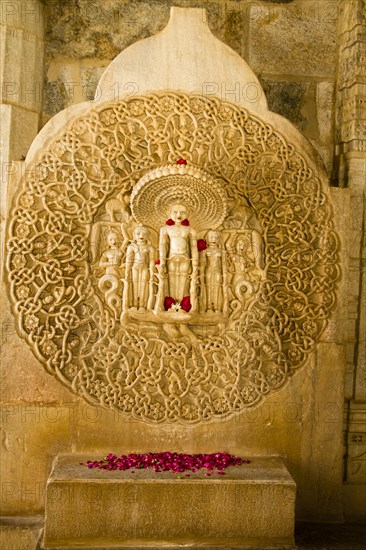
295 522 366 550
1 518 366 549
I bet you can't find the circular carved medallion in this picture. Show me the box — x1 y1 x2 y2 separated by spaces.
6 93 340 423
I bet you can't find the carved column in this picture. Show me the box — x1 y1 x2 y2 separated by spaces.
336 0 366 512
335 0 366 187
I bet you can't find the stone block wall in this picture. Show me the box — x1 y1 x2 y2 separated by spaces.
1 0 365 524
43 0 339 174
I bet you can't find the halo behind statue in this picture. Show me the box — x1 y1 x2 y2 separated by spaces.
130 164 228 233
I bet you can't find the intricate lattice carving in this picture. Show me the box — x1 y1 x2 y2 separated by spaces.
6 93 340 423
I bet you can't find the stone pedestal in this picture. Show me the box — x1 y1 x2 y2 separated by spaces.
43 454 295 549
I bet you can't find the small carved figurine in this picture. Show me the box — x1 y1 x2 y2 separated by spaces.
124 225 155 311
98 228 123 318
200 230 223 313
99 228 123 276
229 236 253 302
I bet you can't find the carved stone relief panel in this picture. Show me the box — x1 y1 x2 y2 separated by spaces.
6 93 340 423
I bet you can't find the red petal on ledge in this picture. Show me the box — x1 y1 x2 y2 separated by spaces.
180 296 191 312
166 219 175 226
176 158 187 165
181 219 190 226
81 451 246 474
164 296 176 310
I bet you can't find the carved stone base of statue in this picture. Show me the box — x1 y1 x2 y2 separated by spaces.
43 454 296 549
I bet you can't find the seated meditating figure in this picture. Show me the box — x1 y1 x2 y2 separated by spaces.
157 203 198 312
125 225 155 311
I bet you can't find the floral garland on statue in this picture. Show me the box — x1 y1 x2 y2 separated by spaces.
81 451 247 477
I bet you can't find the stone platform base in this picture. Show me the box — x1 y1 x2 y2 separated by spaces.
0 516 43 550
43 455 296 549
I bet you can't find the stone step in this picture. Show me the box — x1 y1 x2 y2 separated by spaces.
43 454 296 549
0 516 43 550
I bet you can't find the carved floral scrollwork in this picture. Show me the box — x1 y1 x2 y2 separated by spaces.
6 93 340 423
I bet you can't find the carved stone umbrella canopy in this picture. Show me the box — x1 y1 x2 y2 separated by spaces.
130 163 228 233
6 8 340 425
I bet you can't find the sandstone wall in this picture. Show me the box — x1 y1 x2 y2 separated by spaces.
1 0 365 524
43 0 338 175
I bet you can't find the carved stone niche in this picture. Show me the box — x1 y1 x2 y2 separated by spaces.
6 93 340 424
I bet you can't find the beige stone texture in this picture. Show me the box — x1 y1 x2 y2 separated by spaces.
0 288 79 404
317 82 335 145
0 162 79 405
298 343 345 521
28 7 329 176
43 0 249 63
328 187 350 338
26 100 91 163
0 517 43 550
343 158 366 402
355 276 366 401
95 7 267 113
42 1 337 176
66 350 343 521
0 350 345 520
329 188 353 397
343 483 366 520
1 161 23 261
0 405 75 515
0 0 45 230
248 0 339 78
44 60 107 117
44 454 295 548
0 526 38 550
335 2 366 511
0 0 44 39
344 402 366 485
259 76 334 174
0 25 44 113
316 82 335 173
41 0 254 120
0 1 357 524
0 105 39 163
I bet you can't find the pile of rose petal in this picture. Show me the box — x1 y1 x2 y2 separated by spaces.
83 452 248 477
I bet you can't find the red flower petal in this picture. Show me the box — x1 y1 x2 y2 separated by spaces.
176 158 187 165
166 219 175 226
164 296 176 310
180 296 191 312
155 259 160 265
181 219 190 226
81 452 248 474
197 239 207 252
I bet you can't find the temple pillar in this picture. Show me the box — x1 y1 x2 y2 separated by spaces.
335 0 366 518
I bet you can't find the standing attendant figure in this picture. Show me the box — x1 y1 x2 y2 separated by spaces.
200 229 223 313
125 225 155 311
